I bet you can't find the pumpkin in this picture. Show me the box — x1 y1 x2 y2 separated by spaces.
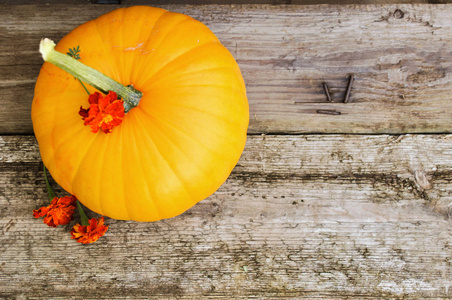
31 6 249 222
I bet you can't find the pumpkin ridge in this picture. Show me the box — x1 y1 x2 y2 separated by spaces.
112 7 127 84
68 131 109 215
132 13 194 85
46 112 97 191
117 123 131 221
148 66 235 88
71 128 118 214
125 117 164 221
143 12 193 52
141 41 220 88
154 99 245 128
127 8 168 86
96 130 113 217
139 111 239 209
132 111 197 216
86 133 115 215
138 107 215 178
55 126 97 192
137 105 223 158
167 83 241 89
66 127 101 191
128 9 174 85
144 108 247 192
89 17 122 83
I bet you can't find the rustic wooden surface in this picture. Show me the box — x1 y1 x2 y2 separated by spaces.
1 135 451 298
0 3 451 299
6 0 452 5
1 4 452 134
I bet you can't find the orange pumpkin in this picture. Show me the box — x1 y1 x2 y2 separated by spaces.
31 6 249 221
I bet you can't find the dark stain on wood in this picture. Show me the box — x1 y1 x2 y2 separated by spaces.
407 67 447 84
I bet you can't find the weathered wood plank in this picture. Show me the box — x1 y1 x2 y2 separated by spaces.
1 135 450 298
6 0 451 5
120 0 452 4
0 4 451 134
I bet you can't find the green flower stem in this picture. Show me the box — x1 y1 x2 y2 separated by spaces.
43 164 56 201
77 79 90 95
76 200 90 226
39 38 141 113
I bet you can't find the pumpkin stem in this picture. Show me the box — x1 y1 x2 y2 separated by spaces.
39 38 141 113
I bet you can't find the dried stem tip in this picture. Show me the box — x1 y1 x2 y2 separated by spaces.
39 38 142 113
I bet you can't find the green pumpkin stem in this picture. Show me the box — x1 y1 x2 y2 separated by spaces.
39 38 141 113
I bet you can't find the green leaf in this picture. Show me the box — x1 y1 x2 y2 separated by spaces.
76 200 90 226
43 163 56 201
66 45 90 95
67 45 81 60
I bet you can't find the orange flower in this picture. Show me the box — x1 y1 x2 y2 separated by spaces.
79 91 124 134
70 217 108 244
33 195 77 227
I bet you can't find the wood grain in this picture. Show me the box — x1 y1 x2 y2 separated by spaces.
1 135 450 299
6 0 451 5
0 4 451 134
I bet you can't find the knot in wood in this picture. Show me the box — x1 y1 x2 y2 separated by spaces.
393 9 405 19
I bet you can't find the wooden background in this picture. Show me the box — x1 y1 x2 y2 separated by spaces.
0 1 451 299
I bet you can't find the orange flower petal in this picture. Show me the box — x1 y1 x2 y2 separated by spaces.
70 217 108 244
33 206 50 218
33 195 77 227
79 91 124 134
